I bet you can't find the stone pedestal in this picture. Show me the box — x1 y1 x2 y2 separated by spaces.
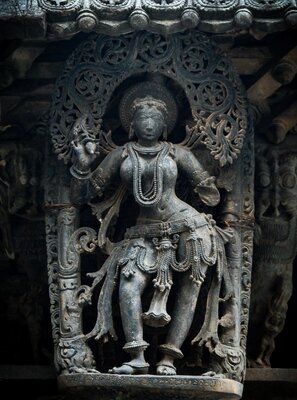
58 374 243 400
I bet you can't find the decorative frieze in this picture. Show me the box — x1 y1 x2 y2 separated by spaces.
0 0 296 38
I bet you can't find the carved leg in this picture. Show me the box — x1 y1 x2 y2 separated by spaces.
157 267 207 375
255 336 275 367
191 268 221 350
256 265 293 367
109 268 151 374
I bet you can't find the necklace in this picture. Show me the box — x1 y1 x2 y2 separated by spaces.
132 142 163 155
128 142 169 207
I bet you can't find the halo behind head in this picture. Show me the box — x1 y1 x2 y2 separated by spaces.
119 82 177 134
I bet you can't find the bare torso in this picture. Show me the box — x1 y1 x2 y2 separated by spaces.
120 142 198 223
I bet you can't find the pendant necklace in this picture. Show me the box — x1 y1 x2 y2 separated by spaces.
128 142 169 207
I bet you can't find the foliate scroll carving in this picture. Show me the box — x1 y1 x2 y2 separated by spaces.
57 214 98 372
45 212 60 346
55 224 99 374
211 344 246 382
38 0 82 12
95 34 137 72
145 0 184 5
44 136 61 352
50 31 248 168
195 0 238 9
246 0 290 10
57 335 97 374
138 33 175 64
37 0 293 13
240 231 253 348
177 40 247 165
143 0 185 17
32 0 297 38
91 0 134 7
58 216 97 276
70 67 105 102
44 138 98 373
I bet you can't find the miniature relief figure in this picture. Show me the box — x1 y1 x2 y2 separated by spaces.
70 82 232 375
248 140 297 368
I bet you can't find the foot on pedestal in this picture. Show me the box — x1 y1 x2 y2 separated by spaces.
202 370 226 379
109 362 149 375
156 362 176 375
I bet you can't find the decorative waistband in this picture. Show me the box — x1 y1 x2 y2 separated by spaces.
125 213 211 239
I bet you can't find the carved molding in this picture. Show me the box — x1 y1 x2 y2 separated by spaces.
245 0 291 10
0 0 296 38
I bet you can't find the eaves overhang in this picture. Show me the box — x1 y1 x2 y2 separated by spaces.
0 0 297 39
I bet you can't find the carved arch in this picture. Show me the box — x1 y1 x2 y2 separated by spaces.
50 31 248 167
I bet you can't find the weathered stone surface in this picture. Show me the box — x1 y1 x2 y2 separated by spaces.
43 32 253 400
0 0 297 38
0 4 296 400
58 373 243 400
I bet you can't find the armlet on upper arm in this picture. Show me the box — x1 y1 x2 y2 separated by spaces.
90 167 108 197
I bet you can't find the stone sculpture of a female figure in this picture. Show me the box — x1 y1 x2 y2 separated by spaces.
71 82 231 376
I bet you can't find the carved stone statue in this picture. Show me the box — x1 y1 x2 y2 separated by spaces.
70 82 233 375
47 32 253 397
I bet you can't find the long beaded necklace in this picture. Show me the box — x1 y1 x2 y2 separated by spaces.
127 142 169 207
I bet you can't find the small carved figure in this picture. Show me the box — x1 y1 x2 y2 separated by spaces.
71 82 232 375
248 136 297 367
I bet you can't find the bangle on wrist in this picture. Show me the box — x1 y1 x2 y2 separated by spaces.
70 164 91 180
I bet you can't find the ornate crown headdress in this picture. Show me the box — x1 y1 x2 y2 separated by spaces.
131 96 168 119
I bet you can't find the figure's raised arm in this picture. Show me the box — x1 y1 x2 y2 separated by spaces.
89 147 123 196
175 145 220 207
70 140 122 204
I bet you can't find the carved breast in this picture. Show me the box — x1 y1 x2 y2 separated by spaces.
120 148 178 196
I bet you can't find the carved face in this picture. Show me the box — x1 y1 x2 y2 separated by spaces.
132 105 165 144
256 151 297 220
255 149 297 250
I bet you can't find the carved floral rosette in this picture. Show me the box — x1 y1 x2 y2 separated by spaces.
47 30 254 383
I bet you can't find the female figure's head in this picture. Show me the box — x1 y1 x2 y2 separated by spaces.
119 81 177 144
130 97 168 146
